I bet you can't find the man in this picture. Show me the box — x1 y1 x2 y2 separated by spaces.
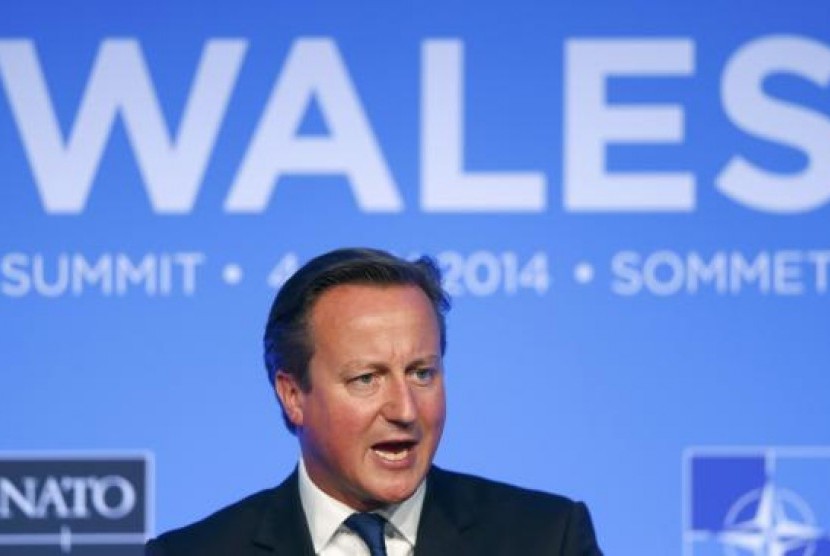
146 247 602 555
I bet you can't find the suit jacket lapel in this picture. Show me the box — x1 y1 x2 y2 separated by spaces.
414 467 475 556
252 469 316 556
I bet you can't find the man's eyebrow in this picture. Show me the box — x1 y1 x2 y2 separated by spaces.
341 359 379 371
340 355 442 373
407 355 441 368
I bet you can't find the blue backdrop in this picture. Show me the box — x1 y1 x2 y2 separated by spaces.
2 1 829 554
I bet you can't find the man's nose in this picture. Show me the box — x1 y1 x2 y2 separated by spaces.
382 375 417 425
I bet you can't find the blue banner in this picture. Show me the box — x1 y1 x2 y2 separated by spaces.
2 1 829 553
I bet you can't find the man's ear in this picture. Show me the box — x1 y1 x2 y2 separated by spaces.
275 371 305 428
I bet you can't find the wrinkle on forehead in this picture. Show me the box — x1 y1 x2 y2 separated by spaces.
310 285 441 361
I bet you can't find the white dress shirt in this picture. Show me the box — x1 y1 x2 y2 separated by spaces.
297 458 426 556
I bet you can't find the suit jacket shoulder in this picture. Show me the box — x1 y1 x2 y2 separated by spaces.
145 472 314 556
146 467 601 556
416 467 602 556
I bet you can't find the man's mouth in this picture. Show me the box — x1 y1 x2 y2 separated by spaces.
371 441 416 462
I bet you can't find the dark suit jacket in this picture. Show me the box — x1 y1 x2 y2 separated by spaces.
145 467 602 555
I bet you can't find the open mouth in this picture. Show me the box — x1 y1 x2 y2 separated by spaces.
372 441 416 462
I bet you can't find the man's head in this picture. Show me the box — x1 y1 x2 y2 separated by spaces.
264 247 450 510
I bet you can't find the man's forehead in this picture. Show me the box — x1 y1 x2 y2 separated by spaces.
307 284 440 351
310 283 429 315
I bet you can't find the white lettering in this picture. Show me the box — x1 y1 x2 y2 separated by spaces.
730 252 771 294
62 477 90 518
0 252 30 297
773 250 804 295
611 250 830 295
0 477 36 518
72 254 113 295
226 38 400 212
564 39 695 211
0 252 205 297
35 477 70 519
642 250 685 295
611 251 642 295
0 475 136 519
91 476 135 519
32 254 68 297
116 254 157 295
2 35 828 215
421 40 545 211
0 39 246 213
718 36 830 213
175 252 204 295
808 251 830 293
687 252 727 293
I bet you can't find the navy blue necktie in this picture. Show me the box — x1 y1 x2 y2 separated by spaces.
345 512 388 556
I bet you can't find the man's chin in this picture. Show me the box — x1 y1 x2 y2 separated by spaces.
358 477 422 509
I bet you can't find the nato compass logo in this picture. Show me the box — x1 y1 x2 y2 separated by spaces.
0 452 153 555
684 447 830 556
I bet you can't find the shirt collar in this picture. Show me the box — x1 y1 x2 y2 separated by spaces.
297 458 426 552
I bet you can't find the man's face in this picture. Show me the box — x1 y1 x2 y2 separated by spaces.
277 284 446 511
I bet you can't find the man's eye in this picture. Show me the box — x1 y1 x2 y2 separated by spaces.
348 373 378 390
412 368 435 384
